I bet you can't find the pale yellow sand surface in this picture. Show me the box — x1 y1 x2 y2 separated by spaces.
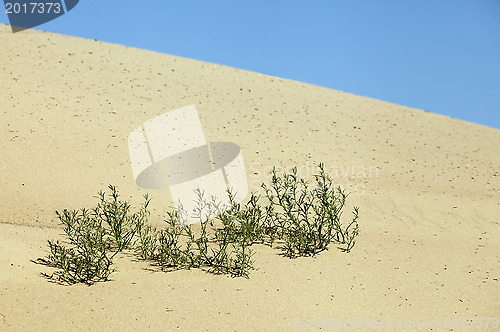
1 24 499 331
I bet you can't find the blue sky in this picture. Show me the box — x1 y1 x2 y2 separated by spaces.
2 0 499 129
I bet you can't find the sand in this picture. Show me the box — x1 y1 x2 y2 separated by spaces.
1 23 499 331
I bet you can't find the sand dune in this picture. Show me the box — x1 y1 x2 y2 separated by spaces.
1 24 499 330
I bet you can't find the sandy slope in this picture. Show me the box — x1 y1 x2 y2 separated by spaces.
1 24 499 331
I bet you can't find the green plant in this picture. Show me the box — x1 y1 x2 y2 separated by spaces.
94 187 149 251
215 191 277 246
134 190 255 278
262 163 359 257
36 185 150 285
42 208 113 285
36 162 360 284
135 162 359 277
135 222 159 260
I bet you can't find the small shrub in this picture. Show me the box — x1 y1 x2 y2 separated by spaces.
44 236 112 285
215 191 277 246
94 187 149 251
134 190 255 278
36 185 150 285
262 163 359 257
211 163 360 258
